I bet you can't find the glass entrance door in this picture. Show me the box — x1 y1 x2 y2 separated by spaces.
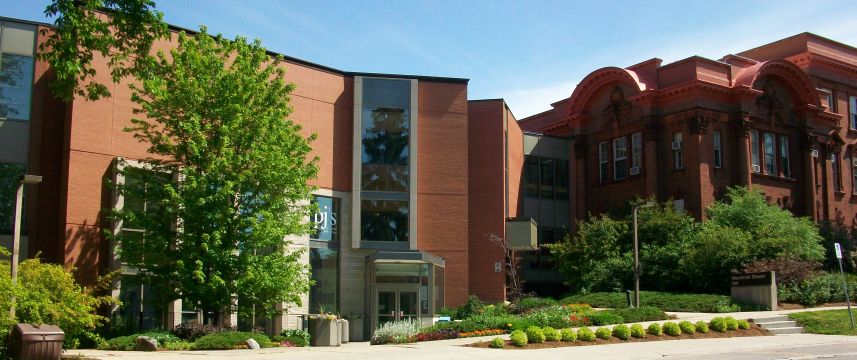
375 287 420 328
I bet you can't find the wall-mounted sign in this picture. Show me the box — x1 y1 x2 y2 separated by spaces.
312 196 339 242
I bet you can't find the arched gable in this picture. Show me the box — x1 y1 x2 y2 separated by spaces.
567 67 649 117
733 59 820 109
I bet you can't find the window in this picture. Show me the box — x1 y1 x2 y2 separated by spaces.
118 166 171 265
555 160 569 200
523 156 539 197
631 132 642 172
832 153 842 192
309 247 339 314
360 78 412 242
0 162 25 234
613 137 627 180
0 22 36 121
780 136 790 178
311 196 340 242
360 199 409 242
850 95 857 131
852 154 857 194
599 141 609 183
713 131 722 169
672 132 683 170
540 158 555 199
818 87 834 113
750 130 760 172
764 133 776 174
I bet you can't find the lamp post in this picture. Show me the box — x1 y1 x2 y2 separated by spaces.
632 201 655 308
10 174 42 319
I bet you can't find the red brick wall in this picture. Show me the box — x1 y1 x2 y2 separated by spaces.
466 100 506 303
417 82 470 307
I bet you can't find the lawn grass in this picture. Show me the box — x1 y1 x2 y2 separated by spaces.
789 309 857 336
560 291 739 313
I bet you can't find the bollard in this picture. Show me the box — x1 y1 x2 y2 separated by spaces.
626 290 633 308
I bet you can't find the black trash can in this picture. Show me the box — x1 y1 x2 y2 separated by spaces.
8 324 64 360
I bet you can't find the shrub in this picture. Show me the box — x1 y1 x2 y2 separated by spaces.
695 321 709 333
162 340 192 350
192 332 271 350
457 295 485 319
612 324 631 340
560 328 577 342
662 322 681 336
725 317 739 331
523 305 579 328
371 319 421 345
525 326 545 343
99 332 181 351
709 317 727 332
737 319 750 330
514 297 558 314
588 311 624 326
173 322 234 341
604 306 670 323
280 329 311 347
510 330 528 347
543 327 560 341
630 324 646 338
7 257 116 348
678 321 695 334
595 327 611 340
647 323 663 336
489 337 505 349
560 291 741 313
577 327 596 342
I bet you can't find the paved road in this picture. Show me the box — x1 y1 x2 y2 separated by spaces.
70 334 857 360
683 342 857 360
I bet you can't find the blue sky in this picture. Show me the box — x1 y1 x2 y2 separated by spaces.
5 1 857 118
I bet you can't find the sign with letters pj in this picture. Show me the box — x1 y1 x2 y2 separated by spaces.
311 196 339 242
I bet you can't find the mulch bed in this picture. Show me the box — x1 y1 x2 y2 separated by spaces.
467 324 770 350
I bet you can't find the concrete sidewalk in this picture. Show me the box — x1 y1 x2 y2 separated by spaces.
66 306 855 360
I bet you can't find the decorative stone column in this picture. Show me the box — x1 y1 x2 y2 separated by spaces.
687 115 709 219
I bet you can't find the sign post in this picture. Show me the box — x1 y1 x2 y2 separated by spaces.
834 243 855 329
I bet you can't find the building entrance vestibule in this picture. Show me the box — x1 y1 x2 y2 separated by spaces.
375 285 420 327
368 253 445 331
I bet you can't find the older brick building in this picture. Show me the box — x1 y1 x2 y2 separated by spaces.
517 33 857 226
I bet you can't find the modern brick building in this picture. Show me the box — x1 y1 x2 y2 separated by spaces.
4 10 857 341
0 16 475 340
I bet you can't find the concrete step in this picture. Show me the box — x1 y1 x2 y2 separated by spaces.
752 315 790 323
759 320 799 329
767 326 804 335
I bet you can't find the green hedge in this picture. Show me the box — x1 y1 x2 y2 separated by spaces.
192 332 271 350
99 332 182 350
561 291 739 312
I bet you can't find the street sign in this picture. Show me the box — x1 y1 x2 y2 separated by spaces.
835 243 843 259
834 242 855 329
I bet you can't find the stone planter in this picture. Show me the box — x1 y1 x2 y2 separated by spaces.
338 319 349 343
347 317 364 341
309 318 341 346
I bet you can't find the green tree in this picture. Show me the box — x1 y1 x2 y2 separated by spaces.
705 187 824 262
111 28 318 324
39 0 168 101
546 214 630 293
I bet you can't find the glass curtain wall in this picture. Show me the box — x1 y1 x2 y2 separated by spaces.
309 195 340 314
360 78 411 243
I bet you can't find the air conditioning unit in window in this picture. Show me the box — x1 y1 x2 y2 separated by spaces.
629 166 640 175
671 141 682 150
811 149 819 158
852 158 857 167
752 164 761 173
